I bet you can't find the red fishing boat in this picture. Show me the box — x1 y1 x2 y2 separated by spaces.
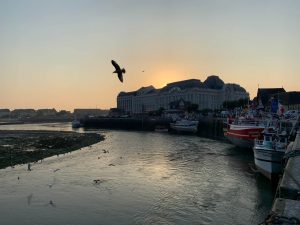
225 118 266 148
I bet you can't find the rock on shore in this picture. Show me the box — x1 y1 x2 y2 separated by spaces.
0 130 104 169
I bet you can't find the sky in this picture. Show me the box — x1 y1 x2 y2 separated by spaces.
0 0 299 111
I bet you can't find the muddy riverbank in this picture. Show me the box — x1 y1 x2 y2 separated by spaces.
0 130 104 169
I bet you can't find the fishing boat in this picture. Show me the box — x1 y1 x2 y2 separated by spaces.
170 119 198 133
225 118 266 148
253 129 288 180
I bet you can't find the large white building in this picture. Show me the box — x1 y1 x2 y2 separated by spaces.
117 76 249 114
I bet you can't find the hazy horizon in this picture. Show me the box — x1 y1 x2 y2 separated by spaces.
1 0 299 111
0 74 280 111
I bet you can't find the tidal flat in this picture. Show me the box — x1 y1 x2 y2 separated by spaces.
0 130 104 169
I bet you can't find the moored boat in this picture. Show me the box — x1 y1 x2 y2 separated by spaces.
253 129 288 180
72 119 81 128
154 125 169 132
226 118 266 148
170 119 198 133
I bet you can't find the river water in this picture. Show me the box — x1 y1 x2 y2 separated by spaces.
0 123 273 225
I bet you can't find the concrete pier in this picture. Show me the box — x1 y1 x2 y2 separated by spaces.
279 131 300 200
279 156 300 200
271 198 300 224
267 131 300 224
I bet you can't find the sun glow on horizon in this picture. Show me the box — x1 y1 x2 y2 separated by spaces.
0 1 299 110
147 65 189 89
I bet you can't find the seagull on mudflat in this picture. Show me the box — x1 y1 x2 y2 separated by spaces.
111 60 126 83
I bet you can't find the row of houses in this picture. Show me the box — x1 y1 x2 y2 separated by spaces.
73 109 109 118
0 109 72 119
0 108 110 119
117 76 249 114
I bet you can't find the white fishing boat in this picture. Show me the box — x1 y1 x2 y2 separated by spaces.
170 119 198 133
253 129 288 180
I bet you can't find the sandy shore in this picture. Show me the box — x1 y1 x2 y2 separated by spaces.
0 130 104 169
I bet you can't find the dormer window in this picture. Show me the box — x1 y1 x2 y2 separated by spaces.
169 87 181 93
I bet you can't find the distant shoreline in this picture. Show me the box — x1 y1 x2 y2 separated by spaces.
0 130 104 169
0 118 73 126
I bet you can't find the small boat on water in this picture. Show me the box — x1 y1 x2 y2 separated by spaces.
154 125 169 132
170 119 198 133
253 129 288 180
72 119 81 128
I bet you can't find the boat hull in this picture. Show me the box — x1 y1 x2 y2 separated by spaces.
154 128 169 132
226 135 254 148
72 120 81 128
226 125 264 148
253 147 285 180
170 124 198 133
170 120 198 134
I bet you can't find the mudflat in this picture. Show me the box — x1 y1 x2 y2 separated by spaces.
0 130 104 169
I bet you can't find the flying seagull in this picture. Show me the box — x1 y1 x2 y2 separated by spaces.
111 60 126 83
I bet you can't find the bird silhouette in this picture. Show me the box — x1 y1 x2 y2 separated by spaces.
111 60 125 82
48 200 56 207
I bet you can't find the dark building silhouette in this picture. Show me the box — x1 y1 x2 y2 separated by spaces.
256 88 286 106
276 91 300 110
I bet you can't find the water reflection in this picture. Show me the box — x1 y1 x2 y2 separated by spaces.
0 124 273 225
27 193 33 205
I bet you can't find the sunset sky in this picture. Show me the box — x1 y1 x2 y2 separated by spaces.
0 0 299 111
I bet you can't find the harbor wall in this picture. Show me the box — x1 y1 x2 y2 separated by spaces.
81 117 225 138
81 117 171 131
267 131 300 224
197 118 225 139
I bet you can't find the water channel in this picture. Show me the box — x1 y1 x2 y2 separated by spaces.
0 123 273 225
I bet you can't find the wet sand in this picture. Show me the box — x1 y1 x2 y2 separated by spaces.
0 130 104 169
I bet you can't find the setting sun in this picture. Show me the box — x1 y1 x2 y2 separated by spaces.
148 65 188 89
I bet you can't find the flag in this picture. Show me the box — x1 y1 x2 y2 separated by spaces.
278 102 285 116
271 98 278 113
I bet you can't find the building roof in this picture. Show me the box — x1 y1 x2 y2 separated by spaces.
12 109 36 112
225 83 246 92
277 91 300 105
37 108 57 112
117 91 137 97
203 75 224 90
137 86 156 95
257 88 286 105
0 109 10 112
117 76 248 97
74 108 103 111
160 79 203 93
